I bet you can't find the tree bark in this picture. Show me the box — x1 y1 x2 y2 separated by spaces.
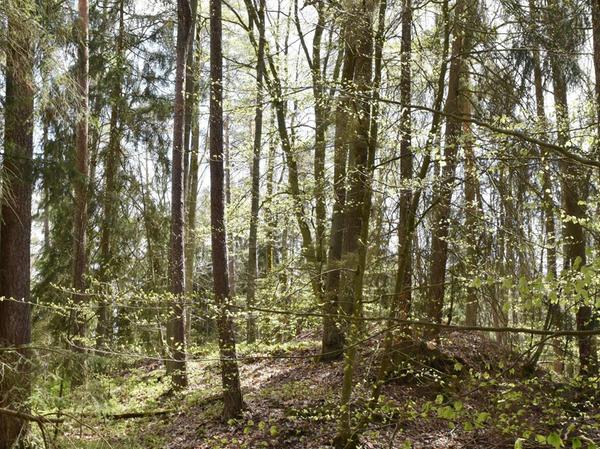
550 55 598 376
166 0 192 390
333 0 375 445
246 0 266 344
426 0 467 335
320 10 357 361
97 0 125 348
71 0 90 343
393 0 413 327
592 0 600 134
0 8 34 447
210 0 244 418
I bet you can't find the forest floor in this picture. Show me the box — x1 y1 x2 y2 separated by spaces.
51 332 600 449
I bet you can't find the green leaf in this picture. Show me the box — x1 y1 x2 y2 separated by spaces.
536 434 547 444
571 437 582 449
514 438 525 449
546 432 562 449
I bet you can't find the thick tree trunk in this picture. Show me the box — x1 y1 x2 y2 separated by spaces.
320 12 357 361
333 1 376 446
72 0 90 343
0 10 34 448
166 0 192 390
246 0 266 344
551 59 598 375
210 0 244 418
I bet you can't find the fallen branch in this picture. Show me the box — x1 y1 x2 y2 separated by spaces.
0 407 63 424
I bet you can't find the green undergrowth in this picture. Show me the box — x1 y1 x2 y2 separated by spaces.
23 337 600 448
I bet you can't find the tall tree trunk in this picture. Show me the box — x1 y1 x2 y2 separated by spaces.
333 1 375 446
320 10 357 361
0 8 34 447
71 0 90 343
426 0 468 335
265 113 277 273
210 0 244 418
246 0 266 344
243 0 324 315
97 0 125 348
224 117 237 296
312 0 327 281
184 0 199 292
526 0 561 372
185 33 201 341
550 56 598 375
184 2 201 343
462 90 481 326
166 0 192 390
592 0 600 137
393 0 413 327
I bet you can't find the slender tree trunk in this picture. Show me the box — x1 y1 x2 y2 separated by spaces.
244 0 324 311
462 91 481 327
0 9 34 447
265 113 277 273
184 0 199 291
210 0 244 418
393 0 413 327
426 0 467 335
246 0 266 344
312 0 328 280
184 3 201 342
166 0 192 390
527 0 561 372
71 0 90 343
592 0 600 135
223 118 237 296
97 0 125 348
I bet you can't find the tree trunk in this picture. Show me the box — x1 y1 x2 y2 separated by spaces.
462 91 481 327
333 1 375 445
550 56 598 376
97 0 125 348
592 0 600 135
246 0 266 344
166 0 192 390
393 0 413 327
265 113 277 273
312 0 328 282
71 0 90 343
210 0 244 418
426 0 467 335
526 0 561 372
320 10 357 361
0 9 34 448
184 2 201 343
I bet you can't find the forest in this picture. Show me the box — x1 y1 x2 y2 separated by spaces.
1 0 600 447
